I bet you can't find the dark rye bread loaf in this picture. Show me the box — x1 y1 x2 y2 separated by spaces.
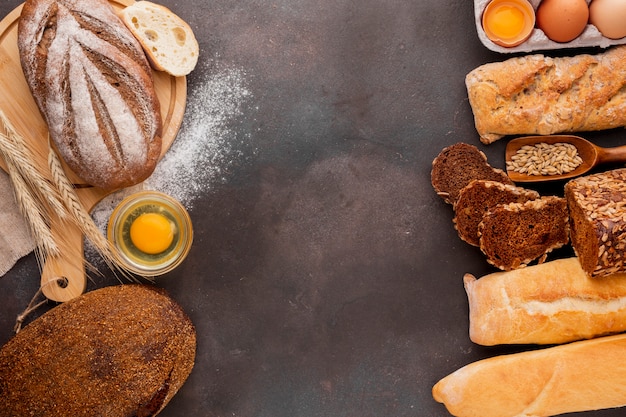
431 142 513 205
0 285 196 417
454 180 540 246
478 196 570 270
18 0 162 190
565 168 626 278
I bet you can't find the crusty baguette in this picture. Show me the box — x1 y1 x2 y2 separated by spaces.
119 1 199 76
18 0 162 189
466 45 626 144
465 257 626 346
0 284 196 417
433 333 626 417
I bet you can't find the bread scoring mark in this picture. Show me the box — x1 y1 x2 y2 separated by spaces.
70 9 151 74
522 296 626 315
84 68 124 168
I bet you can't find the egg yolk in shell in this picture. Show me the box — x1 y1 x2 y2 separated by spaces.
130 212 174 254
485 5 526 39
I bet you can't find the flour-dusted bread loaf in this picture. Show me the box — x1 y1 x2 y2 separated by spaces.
18 0 162 190
454 180 539 246
478 196 569 270
120 1 199 76
466 45 626 144
431 142 513 205
0 284 196 417
433 333 626 417
566 168 626 278
464 257 626 345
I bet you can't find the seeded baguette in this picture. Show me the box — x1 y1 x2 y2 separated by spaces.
566 168 626 278
466 45 626 144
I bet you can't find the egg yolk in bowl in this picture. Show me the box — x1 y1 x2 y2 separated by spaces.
130 212 175 255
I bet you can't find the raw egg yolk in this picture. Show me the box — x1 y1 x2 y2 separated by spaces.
485 5 526 39
130 213 174 254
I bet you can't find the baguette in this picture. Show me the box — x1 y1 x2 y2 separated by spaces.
0 284 196 417
466 45 626 144
119 1 199 76
465 257 626 346
18 0 162 190
433 333 626 417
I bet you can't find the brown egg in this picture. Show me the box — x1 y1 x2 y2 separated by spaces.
536 0 590 42
590 0 626 39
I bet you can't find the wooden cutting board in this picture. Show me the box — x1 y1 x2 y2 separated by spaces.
0 0 186 302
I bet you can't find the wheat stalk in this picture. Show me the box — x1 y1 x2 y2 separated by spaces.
1 150 59 259
47 141 128 277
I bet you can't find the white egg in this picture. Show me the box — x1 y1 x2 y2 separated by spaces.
590 0 626 39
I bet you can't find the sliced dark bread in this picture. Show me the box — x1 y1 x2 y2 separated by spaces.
478 196 570 270
454 180 540 246
431 142 513 205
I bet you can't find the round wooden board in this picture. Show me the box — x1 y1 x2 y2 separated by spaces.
0 0 187 302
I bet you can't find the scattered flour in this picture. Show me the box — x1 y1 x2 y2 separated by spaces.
86 64 252 266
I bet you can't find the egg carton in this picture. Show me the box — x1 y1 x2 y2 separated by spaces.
474 0 626 53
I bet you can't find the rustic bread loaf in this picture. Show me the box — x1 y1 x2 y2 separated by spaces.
433 333 626 417
0 284 196 417
464 257 626 345
119 1 199 76
565 168 626 278
18 0 162 190
431 142 513 205
466 45 626 144
454 179 539 246
478 196 569 270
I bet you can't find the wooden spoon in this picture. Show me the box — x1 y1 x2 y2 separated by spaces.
505 135 626 183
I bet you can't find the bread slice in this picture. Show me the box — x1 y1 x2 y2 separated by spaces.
565 168 626 278
433 333 626 417
478 196 569 270
120 1 199 76
431 142 513 205
0 285 196 417
464 257 626 345
454 180 539 246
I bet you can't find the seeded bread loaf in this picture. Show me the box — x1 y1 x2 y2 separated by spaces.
431 142 513 205
454 180 539 246
478 196 569 270
464 257 626 345
18 0 162 190
0 284 196 417
466 45 626 144
565 168 626 278
433 333 626 417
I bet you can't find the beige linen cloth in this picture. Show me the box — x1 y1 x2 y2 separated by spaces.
0 170 35 276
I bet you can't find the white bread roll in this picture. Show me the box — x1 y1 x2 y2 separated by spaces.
432 333 626 417
119 1 199 76
465 257 626 346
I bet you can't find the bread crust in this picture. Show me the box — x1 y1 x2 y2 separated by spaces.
0 284 196 417
18 0 162 189
466 45 626 144
433 333 626 417
465 257 626 345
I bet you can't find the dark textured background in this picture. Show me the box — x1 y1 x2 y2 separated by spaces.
1 0 626 416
